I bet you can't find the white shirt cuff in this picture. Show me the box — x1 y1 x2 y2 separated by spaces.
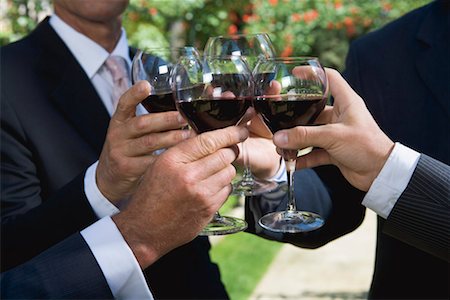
362 143 420 219
84 161 120 218
266 158 287 183
81 217 154 299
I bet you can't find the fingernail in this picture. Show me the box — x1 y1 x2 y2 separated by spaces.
273 132 288 146
181 129 191 139
177 114 186 124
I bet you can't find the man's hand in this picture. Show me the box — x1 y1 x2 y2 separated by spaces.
272 69 394 191
113 125 249 269
96 81 190 203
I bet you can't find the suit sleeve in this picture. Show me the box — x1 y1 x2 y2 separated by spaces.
383 154 450 261
0 233 113 299
0 98 97 271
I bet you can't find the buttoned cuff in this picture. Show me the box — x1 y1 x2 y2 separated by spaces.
84 161 120 218
362 143 420 219
81 217 154 299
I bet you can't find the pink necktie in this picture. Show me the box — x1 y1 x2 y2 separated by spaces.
104 56 130 111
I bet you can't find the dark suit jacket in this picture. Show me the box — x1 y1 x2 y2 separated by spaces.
342 2 449 298
247 1 449 299
382 154 449 262
1 233 113 299
0 18 227 299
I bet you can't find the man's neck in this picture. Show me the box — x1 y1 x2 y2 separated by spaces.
54 8 122 53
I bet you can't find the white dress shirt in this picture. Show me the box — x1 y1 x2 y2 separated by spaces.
49 15 153 299
363 142 420 218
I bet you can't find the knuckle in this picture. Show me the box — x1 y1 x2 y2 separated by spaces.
134 116 150 132
141 135 157 150
197 134 217 155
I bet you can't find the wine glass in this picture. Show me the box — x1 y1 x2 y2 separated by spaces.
172 54 253 235
131 47 200 113
253 57 327 233
204 33 278 196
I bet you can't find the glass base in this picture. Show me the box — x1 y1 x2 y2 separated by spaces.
258 210 324 233
199 216 248 236
233 178 278 196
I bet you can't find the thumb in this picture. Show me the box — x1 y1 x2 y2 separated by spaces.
112 80 151 123
167 126 249 163
273 124 334 151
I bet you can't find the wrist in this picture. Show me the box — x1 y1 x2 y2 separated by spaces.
112 212 160 269
96 165 122 204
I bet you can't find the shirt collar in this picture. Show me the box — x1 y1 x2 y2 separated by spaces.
49 14 130 78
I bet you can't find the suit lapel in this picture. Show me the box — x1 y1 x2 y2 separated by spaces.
415 2 450 118
33 19 110 155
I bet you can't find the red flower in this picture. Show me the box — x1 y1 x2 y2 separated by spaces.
383 2 392 11
269 0 278 6
346 24 356 37
304 10 319 23
228 24 238 35
343 17 353 27
281 45 293 57
334 0 343 9
243 14 251 23
327 22 334 30
291 13 302 22
149 7 157 16
350 7 359 15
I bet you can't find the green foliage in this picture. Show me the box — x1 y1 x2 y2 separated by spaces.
244 0 431 70
210 232 283 300
2 0 431 69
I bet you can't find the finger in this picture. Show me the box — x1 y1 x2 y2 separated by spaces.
266 79 281 95
124 129 192 156
169 126 248 163
201 164 237 192
205 183 234 214
313 105 333 125
112 81 151 123
237 107 256 126
273 124 335 151
127 111 187 138
191 147 238 179
324 68 360 106
295 148 332 169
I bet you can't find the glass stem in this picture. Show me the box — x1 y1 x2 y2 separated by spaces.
285 158 296 212
241 140 254 183
212 211 222 222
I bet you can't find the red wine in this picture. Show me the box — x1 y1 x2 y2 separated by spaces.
141 93 176 113
253 95 326 133
177 98 251 133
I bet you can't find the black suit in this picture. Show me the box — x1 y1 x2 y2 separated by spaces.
343 2 449 299
247 1 449 299
1 18 227 299
1 234 113 299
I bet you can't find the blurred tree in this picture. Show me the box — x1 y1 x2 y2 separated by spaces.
1 0 431 70
242 0 431 70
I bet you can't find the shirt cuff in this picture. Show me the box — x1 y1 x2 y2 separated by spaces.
362 142 420 219
266 158 287 183
81 217 154 299
84 161 120 218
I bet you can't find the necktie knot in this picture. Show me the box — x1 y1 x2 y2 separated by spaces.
105 56 128 82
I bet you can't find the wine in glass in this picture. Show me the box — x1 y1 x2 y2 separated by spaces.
172 55 253 235
204 33 278 196
253 57 327 233
131 47 200 113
